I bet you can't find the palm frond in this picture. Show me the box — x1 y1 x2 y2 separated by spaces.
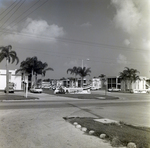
0 54 5 62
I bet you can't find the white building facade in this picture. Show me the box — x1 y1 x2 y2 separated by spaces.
106 76 150 93
91 78 102 90
121 76 150 93
0 69 28 90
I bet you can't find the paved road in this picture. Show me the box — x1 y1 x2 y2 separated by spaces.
0 91 150 127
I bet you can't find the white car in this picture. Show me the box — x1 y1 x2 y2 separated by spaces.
30 87 43 93
108 88 121 92
54 87 65 94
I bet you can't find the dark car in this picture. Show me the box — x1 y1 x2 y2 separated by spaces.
4 82 15 93
4 86 14 93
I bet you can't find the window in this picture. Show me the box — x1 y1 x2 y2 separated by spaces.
118 78 121 83
112 78 116 83
117 85 121 89
112 84 116 88
108 78 111 83
108 84 111 89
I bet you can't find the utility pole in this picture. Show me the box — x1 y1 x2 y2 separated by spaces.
23 80 28 98
105 76 107 97
82 58 90 69
82 60 83 69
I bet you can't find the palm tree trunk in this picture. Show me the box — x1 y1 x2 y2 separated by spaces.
31 69 34 87
81 77 83 88
35 73 37 86
41 74 43 88
6 58 9 95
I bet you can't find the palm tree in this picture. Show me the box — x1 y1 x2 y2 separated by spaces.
38 62 54 87
119 71 127 91
99 74 106 88
16 56 39 88
77 67 91 87
67 66 78 76
119 67 140 91
0 45 19 94
67 66 78 87
15 58 31 77
16 57 54 88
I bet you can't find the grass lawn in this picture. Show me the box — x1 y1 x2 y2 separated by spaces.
64 117 150 148
43 89 119 100
0 95 39 100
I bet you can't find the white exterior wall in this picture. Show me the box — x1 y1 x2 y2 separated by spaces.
91 78 102 89
121 76 147 91
133 78 146 90
0 74 6 90
0 69 28 90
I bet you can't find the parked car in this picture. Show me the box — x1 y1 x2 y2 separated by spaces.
30 87 43 93
4 82 15 93
4 86 14 93
108 88 121 92
54 87 65 94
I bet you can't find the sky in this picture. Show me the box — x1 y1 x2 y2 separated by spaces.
0 0 150 79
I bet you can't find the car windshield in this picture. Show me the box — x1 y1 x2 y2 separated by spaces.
35 87 41 89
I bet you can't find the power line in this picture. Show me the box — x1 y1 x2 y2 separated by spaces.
13 45 150 66
0 0 148 52
0 0 22 23
0 0 18 16
0 0 26 28
0 0 48 37
0 28 149 53
1 0 40 28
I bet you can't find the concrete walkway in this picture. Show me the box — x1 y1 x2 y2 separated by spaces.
0 107 116 148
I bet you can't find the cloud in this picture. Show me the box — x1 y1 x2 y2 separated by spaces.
111 0 150 50
64 60 79 67
117 54 128 64
124 39 130 46
4 18 65 44
111 0 141 34
80 22 92 27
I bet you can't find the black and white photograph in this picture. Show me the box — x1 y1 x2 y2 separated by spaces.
0 0 150 148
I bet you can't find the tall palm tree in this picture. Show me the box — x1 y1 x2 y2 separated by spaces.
119 71 127 91
15 58 32 90
16 58 54 88
99 74 106 88
119 67 140 91
16 56 39 88
67 66 78 76
77 67 91 87
0 45 19 94
38 62 54 87
67 66 78 87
